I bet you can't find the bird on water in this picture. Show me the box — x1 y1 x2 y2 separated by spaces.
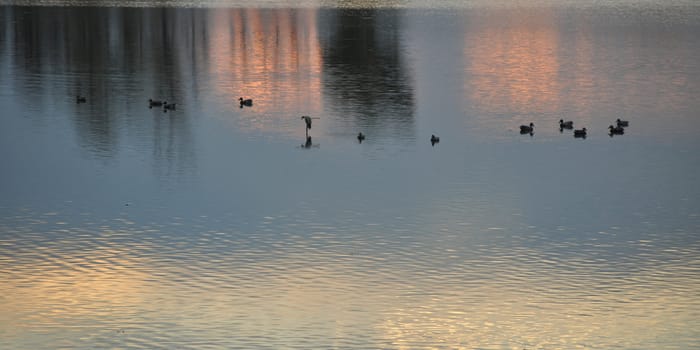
301 116 319 137
163 102 176 111
559 119 573 129
609 125 624 135
520 122 534 134
239 97 253 107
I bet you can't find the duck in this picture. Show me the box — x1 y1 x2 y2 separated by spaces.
239 97 253 107
149 99 163 107
520 122 534 134
616 118 629 127
609 125 625 135
163 102 176 111
559 119 573 129
573 127 587 138
357 132 365 142
430 134 440 145
76 95 86 103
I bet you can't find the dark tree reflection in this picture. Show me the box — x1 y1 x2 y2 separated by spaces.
1 6 205 173
318 9 415 141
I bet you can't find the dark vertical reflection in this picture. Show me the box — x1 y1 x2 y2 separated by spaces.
0 6 418 179
1 6 207 174
319 9 414 141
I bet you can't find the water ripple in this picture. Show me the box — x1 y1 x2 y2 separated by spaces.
2 206 697 349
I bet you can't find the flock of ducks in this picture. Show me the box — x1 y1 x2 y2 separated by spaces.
520 118 630 138
76 94 629 144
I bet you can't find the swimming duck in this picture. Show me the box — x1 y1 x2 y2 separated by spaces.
573 127 587 137
609 125 625 135
616 118 629 127
239 97 253 107
559 119 573 129
149 99 163 107
76 95 86 103
163 102 176 111
520 123 534 134
357 132 365 142
430 134 440 145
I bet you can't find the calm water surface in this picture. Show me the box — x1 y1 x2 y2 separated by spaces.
1 1 700 349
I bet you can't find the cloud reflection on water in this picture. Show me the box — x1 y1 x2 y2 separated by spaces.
1 210 698 349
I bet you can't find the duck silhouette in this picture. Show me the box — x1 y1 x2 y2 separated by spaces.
609 125 625 135
574 127 587 138
149 99 163 107
520 123 534 134
239 97 253 107
559 119 573 129
163 102 176 111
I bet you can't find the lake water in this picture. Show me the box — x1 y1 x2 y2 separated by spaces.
1 1 699 349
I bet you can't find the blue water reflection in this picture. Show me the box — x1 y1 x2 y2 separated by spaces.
1 3 699 349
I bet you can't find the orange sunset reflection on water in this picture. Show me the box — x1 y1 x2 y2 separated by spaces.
5 237 695 349
208 8 324 136
461 8 700 137
464 9 564 133
1 243 153 338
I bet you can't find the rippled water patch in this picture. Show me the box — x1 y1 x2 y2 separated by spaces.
1 208 699 349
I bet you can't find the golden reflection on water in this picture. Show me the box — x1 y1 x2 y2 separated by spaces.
376 276 699 349
209 9 323 136
467 10 561 124
463 8 700 136
1 243 152 333
1 221 699 348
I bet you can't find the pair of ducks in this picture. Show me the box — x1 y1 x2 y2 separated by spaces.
609 119 628 135
149 99 176 110
355 132 440 145
558 120 588 137
78 95 176 111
